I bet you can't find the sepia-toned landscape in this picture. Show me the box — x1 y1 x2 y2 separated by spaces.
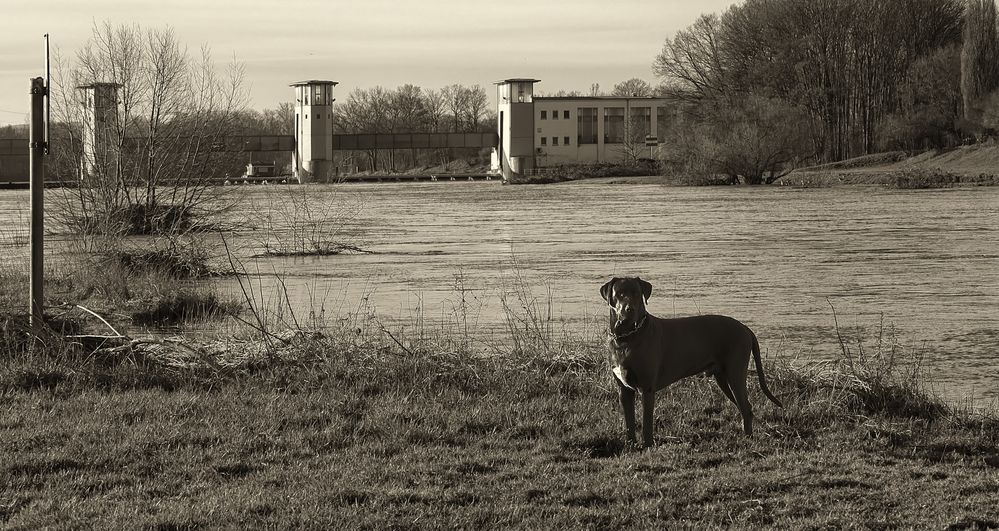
2 0 998 528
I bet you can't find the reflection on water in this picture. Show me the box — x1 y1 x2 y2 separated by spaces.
1 182 996 404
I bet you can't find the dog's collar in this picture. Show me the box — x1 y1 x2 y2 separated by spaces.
608 314 648 342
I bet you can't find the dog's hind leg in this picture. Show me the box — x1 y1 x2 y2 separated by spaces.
617 382 637 444
713 371 737 406
727 374 754 436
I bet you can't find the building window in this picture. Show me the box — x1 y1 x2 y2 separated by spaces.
552 110 558 120
577 107 598 144
630 107 651 142
604 107 624 143
563 110 570 119
657 106 672 139
564 136 570 146
540 110 547 120
540 137 547 145
552 136 559 146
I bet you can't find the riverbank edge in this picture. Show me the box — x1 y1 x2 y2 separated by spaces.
516 170 999 187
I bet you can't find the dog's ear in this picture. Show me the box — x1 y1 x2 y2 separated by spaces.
600 278 617 305
637 277 653 302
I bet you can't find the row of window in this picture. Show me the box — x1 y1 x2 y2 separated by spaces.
539 134 652 147
539 110 571 120
582 107 669 144
540 136 572 147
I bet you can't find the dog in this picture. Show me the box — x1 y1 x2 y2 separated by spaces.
601 276 783 447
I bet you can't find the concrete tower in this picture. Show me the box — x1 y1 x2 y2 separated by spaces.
291 80 337 183
495 79 538 183
77 82 119 179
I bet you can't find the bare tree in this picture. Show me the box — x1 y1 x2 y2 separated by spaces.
52 21 247 235
962 0 999 127
423 88 448 133
536 89 584 97
261 102 294 135
442 84 470 131
611 78 653 97
653 14 728 103
618 111 653 164
663 95 815 184
465 85 489 130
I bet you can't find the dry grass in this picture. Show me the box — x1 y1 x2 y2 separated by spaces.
1 245 997 528
778 144 999 187
1 271 997 528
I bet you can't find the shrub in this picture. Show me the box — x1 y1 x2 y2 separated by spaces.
521 161 659 183
888 167 960 189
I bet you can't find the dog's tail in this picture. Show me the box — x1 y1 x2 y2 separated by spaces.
751 332 783 408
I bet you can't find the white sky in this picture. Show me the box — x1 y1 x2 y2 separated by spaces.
0 0 735 126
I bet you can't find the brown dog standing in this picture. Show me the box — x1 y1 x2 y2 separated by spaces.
601 277 783 447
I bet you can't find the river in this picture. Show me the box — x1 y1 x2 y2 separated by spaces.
1 181 996 404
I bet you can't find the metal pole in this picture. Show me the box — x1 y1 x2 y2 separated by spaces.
29 77 46 334
44 34 51 156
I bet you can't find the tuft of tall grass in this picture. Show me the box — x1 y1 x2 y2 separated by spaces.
767 307 949 429
254 185 366 256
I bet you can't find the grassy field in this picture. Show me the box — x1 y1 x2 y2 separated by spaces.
2 317 998 529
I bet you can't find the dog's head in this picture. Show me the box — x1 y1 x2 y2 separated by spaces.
600 277 652 336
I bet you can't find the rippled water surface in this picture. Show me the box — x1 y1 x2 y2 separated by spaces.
2 182 996 404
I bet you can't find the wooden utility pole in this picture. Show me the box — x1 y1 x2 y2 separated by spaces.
29 76 46 334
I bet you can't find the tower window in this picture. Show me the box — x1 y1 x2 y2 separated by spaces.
564 136 570 145
540 110 547 120
552 136 559 146
564 110 570 119
540 137 547 145
552 111 558 120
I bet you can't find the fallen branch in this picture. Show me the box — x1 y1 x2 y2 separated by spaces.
75 304 123 337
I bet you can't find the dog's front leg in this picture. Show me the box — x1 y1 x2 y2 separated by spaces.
641 390 655 448
617 382 637 444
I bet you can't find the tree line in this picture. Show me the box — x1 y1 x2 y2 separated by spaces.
653 0 999 183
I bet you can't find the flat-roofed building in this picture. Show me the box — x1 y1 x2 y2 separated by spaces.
496 79 672 181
